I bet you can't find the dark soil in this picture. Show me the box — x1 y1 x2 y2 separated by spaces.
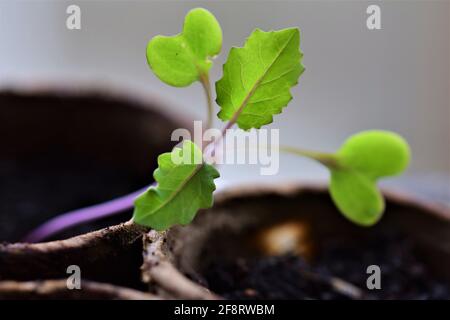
0 155 150 243
204 232 450 300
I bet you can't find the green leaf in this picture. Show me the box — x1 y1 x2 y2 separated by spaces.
330 130 411 226
216 28 304 130
133 140 220 230
146 8 222 87
330 170 385 226
337 130 411 179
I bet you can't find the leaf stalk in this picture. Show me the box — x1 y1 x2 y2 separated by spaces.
199 73 214 130
280 146 341 169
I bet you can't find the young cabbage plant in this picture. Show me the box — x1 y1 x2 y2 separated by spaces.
134 7 411 230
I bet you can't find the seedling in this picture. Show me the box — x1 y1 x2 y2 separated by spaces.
24 8 410 243
134 8 410 229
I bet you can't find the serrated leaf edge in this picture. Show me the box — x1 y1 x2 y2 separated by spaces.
216 28 304 130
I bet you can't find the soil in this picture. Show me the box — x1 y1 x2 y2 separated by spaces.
0 155 150 243
204 232 450 300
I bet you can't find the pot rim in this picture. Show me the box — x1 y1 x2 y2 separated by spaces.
212 182 450 222
0 81 190 130
4 182 445 246
0 279 158 300
141 182 450 299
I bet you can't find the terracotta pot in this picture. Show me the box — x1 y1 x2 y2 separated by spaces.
141 184 450 299
0 86 185 298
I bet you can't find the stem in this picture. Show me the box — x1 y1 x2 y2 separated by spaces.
202 110 236 159
220 118 236 138
280 146 341 169
22 186 150 243
199 73 214 130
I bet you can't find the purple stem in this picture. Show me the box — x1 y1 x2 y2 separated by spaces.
22 185 153 243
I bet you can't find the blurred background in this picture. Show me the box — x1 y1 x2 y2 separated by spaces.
0 0 449 205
